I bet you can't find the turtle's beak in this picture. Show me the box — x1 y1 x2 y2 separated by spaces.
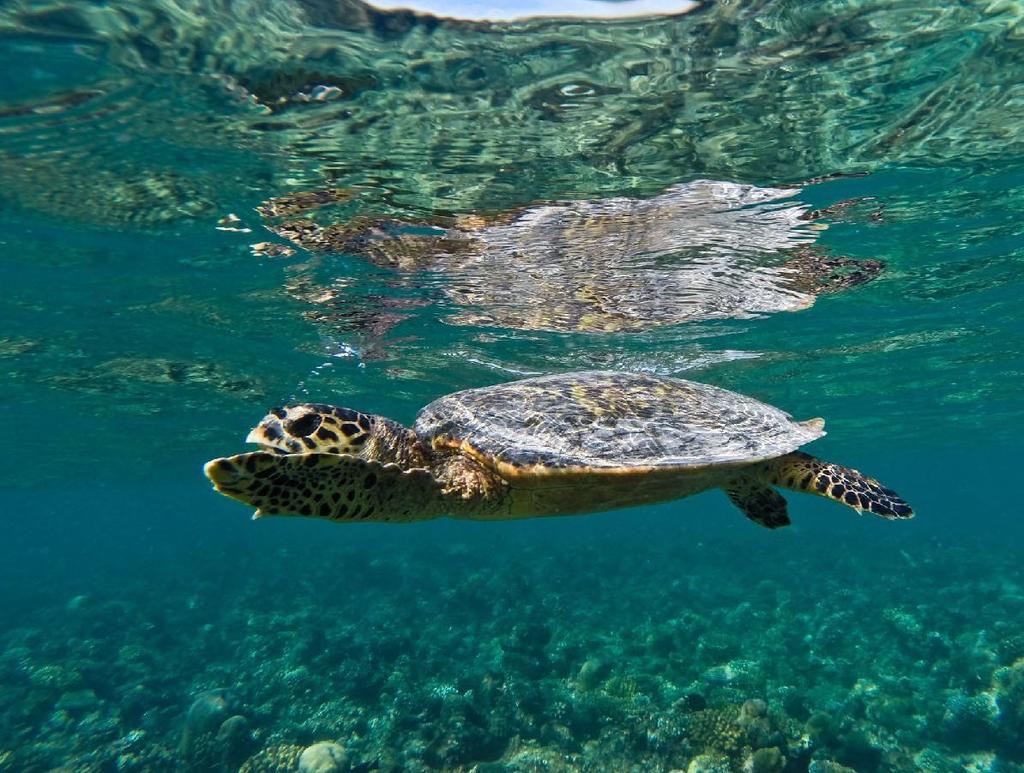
246 405 324 454
246 413 295 453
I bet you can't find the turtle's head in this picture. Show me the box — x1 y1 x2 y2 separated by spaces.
244 403 430 467
204 403 434 519
247 403 375 456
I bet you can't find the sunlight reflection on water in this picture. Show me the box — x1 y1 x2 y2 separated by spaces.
367 0 698 21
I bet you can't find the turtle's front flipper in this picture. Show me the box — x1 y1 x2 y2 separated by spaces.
724 477 791 529
204 452 447 523
762 451 913 520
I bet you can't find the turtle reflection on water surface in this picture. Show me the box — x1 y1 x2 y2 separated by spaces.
259 179 883 334
205 371 912 529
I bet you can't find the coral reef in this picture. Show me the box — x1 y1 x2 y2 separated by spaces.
297 741 349 772
239 744 304 772
1 532 1023 771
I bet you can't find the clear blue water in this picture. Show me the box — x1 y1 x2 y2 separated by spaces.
2 1 1023 771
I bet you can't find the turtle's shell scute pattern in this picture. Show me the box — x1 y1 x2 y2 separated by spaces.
415 371 824 473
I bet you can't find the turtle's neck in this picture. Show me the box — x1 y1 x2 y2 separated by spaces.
366 416 433 469
368 416 509 518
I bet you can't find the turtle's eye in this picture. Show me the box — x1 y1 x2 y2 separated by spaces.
286 412 322 438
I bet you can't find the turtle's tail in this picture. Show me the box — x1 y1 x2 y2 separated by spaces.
761 451 913 520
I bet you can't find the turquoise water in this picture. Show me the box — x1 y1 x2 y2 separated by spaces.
2 0 1024 770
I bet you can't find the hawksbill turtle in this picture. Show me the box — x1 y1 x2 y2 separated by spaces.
204 371 912 528
257 179 882 334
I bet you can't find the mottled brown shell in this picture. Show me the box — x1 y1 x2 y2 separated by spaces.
414 371 824 479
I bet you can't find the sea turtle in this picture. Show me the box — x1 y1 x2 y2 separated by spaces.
258 180 882 335
204 371 912 528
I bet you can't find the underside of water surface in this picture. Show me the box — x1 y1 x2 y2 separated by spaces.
1 0 1023 771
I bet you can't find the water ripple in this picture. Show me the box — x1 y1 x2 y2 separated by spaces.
1 0 1022 448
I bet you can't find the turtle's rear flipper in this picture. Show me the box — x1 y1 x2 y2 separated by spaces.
763 451 913 520
203 452 444 523
724 478 791 529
